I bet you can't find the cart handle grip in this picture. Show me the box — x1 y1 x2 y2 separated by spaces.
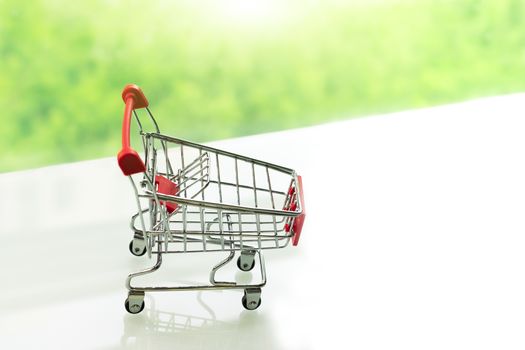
117 84 148 175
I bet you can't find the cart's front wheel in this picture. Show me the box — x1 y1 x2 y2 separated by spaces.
125 295 145 314
129 240 146 257
242 288 262 310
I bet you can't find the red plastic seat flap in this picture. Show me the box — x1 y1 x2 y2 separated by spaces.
155 175 179 213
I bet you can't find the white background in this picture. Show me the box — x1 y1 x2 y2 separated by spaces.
1 94 525 349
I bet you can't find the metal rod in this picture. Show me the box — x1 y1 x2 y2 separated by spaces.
235 158 243 250
215 153 223 203
139 191 300 217
266 166 279 247
149 132 294 174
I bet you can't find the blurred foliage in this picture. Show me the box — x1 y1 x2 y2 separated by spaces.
1 0 525 172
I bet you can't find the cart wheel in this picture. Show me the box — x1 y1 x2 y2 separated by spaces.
125 298 145 314
129 240 146 257
237 255 255 272
242 288 262 310
237 250 256 271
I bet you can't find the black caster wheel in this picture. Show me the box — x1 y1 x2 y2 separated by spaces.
125 298 145 314
242 295 261 310
237 255 255 271
242 289 262 310
129 240 146 257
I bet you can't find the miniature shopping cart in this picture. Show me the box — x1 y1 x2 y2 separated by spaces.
117 84 305 314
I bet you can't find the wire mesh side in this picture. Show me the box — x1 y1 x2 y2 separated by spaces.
131 126 300 255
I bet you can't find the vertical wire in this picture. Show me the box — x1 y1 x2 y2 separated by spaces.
132 110 147 158
200 149 206 251
235 158 243 249
266 166 279 248
163 140 169 178
218 209 224 250
182 204 188 252
180 145 186 197
215 153 225 249
215 153 223 203
252 162 261 249
200 208 206 251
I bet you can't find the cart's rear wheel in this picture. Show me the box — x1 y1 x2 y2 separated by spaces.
237 250 256 271
129 240 146 257
242 288 262 310
125 298 145 314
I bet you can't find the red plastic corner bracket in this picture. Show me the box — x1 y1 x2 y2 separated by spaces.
291 176 305 246
284 176 306 246
122 84 149 108
118 148 146 176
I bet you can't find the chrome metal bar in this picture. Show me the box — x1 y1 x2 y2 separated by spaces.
209 251 236 286
177 172 209 195
163 140 169 180
149 132 294 174
132 110 148 156
126 242 163 290
132 109 144 132
182 204 187 252
128 250 267 292
129 176 148 255
215 153 223 203
251 162 258 208
180 145 186 197
251 162 262 249
166 229 287 236
200 207 206 252
218 209 224 250
235 158 243 250
145 107 161 133
169 218 285 225
144 175 171 253
266 166 279 247
145 107 174 177
153 174 285 196
140 191 300 217
172 152 208 180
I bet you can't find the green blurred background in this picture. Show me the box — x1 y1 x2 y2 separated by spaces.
1 0 524 172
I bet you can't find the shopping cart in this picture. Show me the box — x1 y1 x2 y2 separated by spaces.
117 84 305 314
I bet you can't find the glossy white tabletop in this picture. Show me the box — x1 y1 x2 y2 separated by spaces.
2 94 525 349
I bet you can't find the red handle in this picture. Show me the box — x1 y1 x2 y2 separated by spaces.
117 84 149 175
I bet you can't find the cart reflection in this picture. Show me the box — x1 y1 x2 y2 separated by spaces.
120 291 279 350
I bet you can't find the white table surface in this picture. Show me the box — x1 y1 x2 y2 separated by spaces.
2 94 525 349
